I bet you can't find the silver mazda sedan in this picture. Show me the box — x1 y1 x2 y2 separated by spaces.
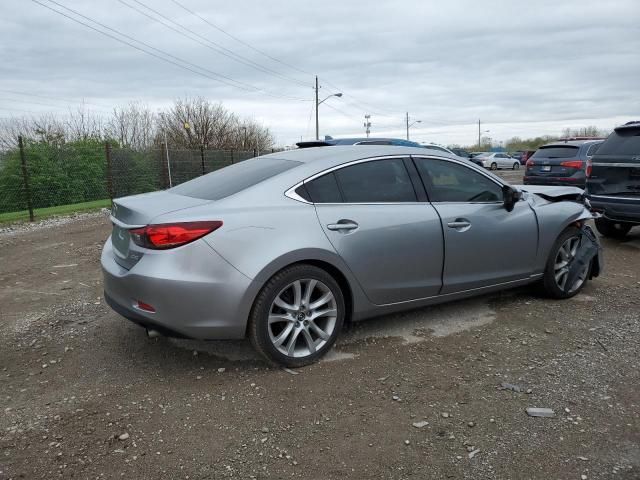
102 146 603 367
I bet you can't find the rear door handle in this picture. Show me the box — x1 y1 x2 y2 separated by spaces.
447 219 471 231
327 221 359 231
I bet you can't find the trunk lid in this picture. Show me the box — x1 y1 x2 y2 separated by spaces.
110 191 212 270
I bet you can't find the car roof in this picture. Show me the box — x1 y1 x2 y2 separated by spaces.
261 145 457 167
540 139 603 148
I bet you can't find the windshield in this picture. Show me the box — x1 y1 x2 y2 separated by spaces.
532 146 579 159
596 129 640 156
169 157 300 200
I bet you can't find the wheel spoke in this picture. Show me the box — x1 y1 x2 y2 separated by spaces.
302 279 317 307
292 280 302 309
268 313 293 324
554 259 568 270
310 308 337 321
286 327 302 356
273 323 295 347
308 321 330 340
301 329 316 354
309 292 333 310
274 296 296 313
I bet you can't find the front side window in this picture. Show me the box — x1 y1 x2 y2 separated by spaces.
415 158 503 203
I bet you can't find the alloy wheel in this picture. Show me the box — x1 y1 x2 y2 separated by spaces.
268 279 338 358
553 236 588 293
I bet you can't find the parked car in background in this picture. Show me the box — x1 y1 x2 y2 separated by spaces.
520 150 536 165
474 152 520 170
449 147 472 158
297 136 421 148
524 139 603 188
586 121 640 238
102 146 602 366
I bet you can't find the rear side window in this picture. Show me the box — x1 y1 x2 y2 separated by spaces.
532 146 579 159
304 173 342 203
334 158 417 202
586 143 601 157
170 158 300 200
596 130 640 156
305 158 417 203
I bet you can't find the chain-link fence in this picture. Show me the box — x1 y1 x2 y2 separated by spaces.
0 137 272 222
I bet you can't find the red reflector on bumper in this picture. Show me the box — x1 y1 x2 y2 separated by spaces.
136 300 156 312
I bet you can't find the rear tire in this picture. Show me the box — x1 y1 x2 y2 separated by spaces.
512 162 520 170
491 162 498 170
248 264 345 368
595 218 632 239
541 226 590 299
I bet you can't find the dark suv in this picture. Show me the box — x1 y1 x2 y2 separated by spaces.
586 121 640 238
524 139 603 188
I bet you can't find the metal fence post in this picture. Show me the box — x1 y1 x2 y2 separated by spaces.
160 143 170 189
253 148 257 157
18 136 34 222
105 142 114 207
200 144 206 175
230 149 234 164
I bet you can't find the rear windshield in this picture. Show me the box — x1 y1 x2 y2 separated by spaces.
596 129 640 156
532 146 579 159
169 158 300 200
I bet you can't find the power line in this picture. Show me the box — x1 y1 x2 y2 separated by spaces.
0 96 111 114
169 0 313 77
119 0 310 88
0 89 110 108
32 0 309 101
323 103 361 123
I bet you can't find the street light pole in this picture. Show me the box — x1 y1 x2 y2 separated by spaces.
406 112 409 140
314 76 342 141
315 75 319 140
406 112 421 141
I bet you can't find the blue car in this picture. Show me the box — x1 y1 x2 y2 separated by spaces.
297 136 423 148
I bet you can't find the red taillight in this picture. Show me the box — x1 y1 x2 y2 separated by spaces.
585 159 593 177
130 221 223 249
560 160 583 169
526 159 534 167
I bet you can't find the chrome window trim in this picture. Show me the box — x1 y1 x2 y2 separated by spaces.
589 194 640 201
284 154 506 205
591 162 640 168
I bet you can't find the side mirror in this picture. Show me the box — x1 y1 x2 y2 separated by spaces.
502 185 522 212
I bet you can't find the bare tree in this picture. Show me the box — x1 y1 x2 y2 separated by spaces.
157 97 274 150
561 125 607 138
0 113 66 150
64 104 105 141
107 102 156 150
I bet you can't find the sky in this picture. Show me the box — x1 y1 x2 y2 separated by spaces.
1 0 639 147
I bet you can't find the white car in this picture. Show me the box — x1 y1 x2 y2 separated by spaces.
475 153 520 170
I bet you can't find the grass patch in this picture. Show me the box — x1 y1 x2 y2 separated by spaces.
0 199 111 224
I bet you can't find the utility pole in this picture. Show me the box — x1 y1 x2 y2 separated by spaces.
364 114 371 138
478 119 481 150
406 112 410 140
315 75 319 140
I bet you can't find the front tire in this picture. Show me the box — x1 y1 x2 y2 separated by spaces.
491 162 498 170
542 227 590 299
595 218 632 239
248 264 345 367
512 162 520 170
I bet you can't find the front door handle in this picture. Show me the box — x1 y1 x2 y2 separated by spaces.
447 219 471 231
327 221 359 231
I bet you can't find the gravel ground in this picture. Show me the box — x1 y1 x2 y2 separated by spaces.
1 177 639 479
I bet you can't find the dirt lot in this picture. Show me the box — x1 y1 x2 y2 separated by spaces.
1 176 639 479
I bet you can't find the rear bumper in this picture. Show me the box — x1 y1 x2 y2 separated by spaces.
587 195 640 225
101 236 255 339
523 175 585 188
